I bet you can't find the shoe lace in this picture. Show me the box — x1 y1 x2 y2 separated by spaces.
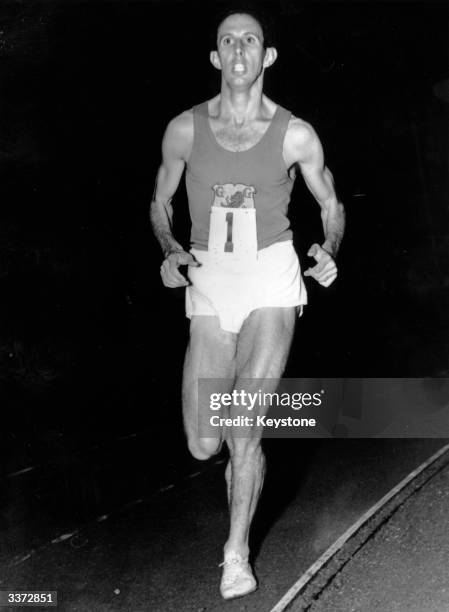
218 554 247 568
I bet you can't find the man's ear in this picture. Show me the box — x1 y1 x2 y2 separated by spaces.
210 50 222 70
263 47 278 68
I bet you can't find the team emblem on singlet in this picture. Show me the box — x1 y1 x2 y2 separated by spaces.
211 183 256 208
208 183 258 266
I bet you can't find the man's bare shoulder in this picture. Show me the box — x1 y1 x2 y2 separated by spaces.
166 109 194 138
163 109 194 160
286 116 319 148
284 115 322 165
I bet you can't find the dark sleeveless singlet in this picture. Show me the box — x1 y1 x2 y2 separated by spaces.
185 102 295 251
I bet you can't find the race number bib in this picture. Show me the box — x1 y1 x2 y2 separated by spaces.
208 206 258 265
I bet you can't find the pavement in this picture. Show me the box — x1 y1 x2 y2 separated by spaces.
1 439 448 611
304 455 449 612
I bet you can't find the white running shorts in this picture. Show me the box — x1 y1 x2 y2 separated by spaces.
185 240 308 333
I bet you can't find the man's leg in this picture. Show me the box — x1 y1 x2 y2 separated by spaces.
224 307 296 559
182 315 236 460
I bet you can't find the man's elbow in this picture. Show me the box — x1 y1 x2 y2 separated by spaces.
149 198 160 221
322 168 344 209
320 196 345 227
335 199 345 218
324 166 334 184
151 192 172 212
320 193 341 214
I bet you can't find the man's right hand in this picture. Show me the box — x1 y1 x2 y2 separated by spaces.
160 250 200 288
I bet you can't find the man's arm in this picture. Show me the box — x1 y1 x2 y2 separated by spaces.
150 111 198 288
287 118 345 287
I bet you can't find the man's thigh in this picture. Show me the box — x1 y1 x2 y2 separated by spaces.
185 315 237 375
224 308 296 445
183 315 236 424
236 307 296 380
182 316 238 455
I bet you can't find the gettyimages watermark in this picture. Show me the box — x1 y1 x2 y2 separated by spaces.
198 378 449 438
208 389 321 430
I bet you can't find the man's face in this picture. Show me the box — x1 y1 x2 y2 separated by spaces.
211 13 275 87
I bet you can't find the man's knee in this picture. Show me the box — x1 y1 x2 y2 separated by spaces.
228 437 263 463
188 436 222 461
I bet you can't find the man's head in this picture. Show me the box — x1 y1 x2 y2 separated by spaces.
210 9 277 86
210 4 276 51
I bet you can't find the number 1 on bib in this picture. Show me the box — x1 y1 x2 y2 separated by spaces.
224 212 234 252
208 206 258 266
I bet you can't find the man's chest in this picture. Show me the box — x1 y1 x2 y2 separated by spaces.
209 119 270 152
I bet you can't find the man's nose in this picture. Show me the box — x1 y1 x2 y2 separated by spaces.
234 41 243 56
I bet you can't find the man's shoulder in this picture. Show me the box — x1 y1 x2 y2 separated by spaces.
162 109 194 159
284 115 322 163
165 109 194 140
285 115 318 146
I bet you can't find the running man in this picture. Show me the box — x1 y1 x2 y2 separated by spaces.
150 8 345 600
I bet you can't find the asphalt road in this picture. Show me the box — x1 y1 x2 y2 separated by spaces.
1 439 447 611
308 455 449 612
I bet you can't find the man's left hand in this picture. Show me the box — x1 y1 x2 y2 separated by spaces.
304 243 338 287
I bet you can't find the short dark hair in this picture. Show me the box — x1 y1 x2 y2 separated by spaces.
210 2 277 50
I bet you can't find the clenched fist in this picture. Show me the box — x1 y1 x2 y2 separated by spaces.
304 243 338 287
160 250 200 288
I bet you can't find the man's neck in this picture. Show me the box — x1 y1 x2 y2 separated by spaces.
217 81 266 125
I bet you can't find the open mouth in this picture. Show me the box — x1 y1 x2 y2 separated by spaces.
232 63 246 74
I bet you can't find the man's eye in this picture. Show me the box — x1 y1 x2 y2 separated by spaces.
246 36 256 44
222 37 232 46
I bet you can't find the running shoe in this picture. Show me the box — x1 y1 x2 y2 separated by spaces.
219 552 257 599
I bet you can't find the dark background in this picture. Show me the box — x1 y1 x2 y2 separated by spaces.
0 0 448 531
